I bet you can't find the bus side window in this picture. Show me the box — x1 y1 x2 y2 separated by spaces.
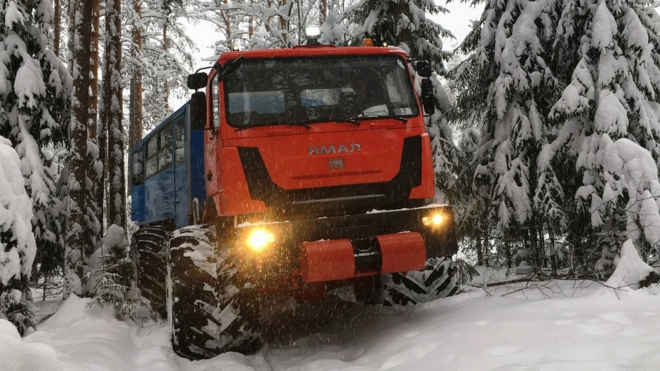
175 120 185 167
132 150 144 185
158 123 173 170
146 137 158 178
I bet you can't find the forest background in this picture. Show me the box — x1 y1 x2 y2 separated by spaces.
0 0 659 334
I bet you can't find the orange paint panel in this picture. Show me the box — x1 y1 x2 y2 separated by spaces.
216 147 267 216
409 133 435 199
377 232 426 274
220 130 429 191
300 240 355 283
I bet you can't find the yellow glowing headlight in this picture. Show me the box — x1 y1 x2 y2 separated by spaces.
423 214 444 227
246 229 275 252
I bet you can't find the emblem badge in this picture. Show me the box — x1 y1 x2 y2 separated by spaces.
327 158 345 170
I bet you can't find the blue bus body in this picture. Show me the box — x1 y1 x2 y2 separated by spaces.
130 102 206 229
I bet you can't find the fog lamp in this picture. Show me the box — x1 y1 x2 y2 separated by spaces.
246 229 275 252
432 214 443 225
305 25 321 39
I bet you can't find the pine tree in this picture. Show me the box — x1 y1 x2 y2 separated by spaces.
103 0 125 230
128 0 143 149
65 0 93 298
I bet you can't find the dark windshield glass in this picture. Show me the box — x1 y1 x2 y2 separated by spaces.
223 55 419 128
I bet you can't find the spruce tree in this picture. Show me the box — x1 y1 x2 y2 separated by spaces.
549 0 660 271
0 0 71 285
451 0 564 265
347 0 452 72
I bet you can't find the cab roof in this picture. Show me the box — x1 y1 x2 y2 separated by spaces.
216 46 409 65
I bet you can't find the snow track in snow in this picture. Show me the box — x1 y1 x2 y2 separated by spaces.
5 279 660 370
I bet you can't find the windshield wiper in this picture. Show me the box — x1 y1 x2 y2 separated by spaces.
345 115 409 124
287 121 311 129
234 121 311 132
335 118 361 126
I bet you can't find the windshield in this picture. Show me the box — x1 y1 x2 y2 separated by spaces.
223 55 420 128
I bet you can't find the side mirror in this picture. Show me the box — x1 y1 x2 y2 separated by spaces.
416 61 432 78
187 72 208 90
190 92 207 130
421 78 435 115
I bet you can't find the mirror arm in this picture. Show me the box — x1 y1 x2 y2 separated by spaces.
194 65 213 77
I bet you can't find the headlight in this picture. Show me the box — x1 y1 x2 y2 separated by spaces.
422 213 444 227
246 229 275 252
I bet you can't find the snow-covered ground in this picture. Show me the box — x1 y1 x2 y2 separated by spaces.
4 274 660 371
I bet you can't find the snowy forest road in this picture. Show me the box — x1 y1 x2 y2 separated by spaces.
4 279 660 371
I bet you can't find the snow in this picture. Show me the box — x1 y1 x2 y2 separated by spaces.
606 240 653 289
7 278 660 370
0 319 61 371
591 1 617 50
0 135 36 284
5 1 26 29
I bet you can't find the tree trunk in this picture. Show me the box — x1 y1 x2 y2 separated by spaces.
65 0 93 299
66 0 77 68
88 0 102 238
548 225 558 276
89 0 100 139
105 0 125 229
129 0 143 149
537 221 545 268
320 0 327 24
393 2 412 46
504 232 512 269
97 90 106 237
221 0 232 50
54 0 61 57
279 0 288 45
476 236 483 266
163 22 169 110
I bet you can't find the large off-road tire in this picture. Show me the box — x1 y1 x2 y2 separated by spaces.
381 256 459 306
131 226 168 317
168 224 261 360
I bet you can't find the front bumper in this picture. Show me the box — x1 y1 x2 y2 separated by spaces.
234 204 458 283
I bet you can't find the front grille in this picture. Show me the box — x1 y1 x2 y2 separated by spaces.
237 135 423 217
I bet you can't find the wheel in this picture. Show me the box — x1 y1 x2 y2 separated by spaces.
381 256 459 306
131 226 168 317
167 224 261 360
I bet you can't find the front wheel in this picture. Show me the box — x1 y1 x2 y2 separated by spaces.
380 256 458 306
167 224 261 360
